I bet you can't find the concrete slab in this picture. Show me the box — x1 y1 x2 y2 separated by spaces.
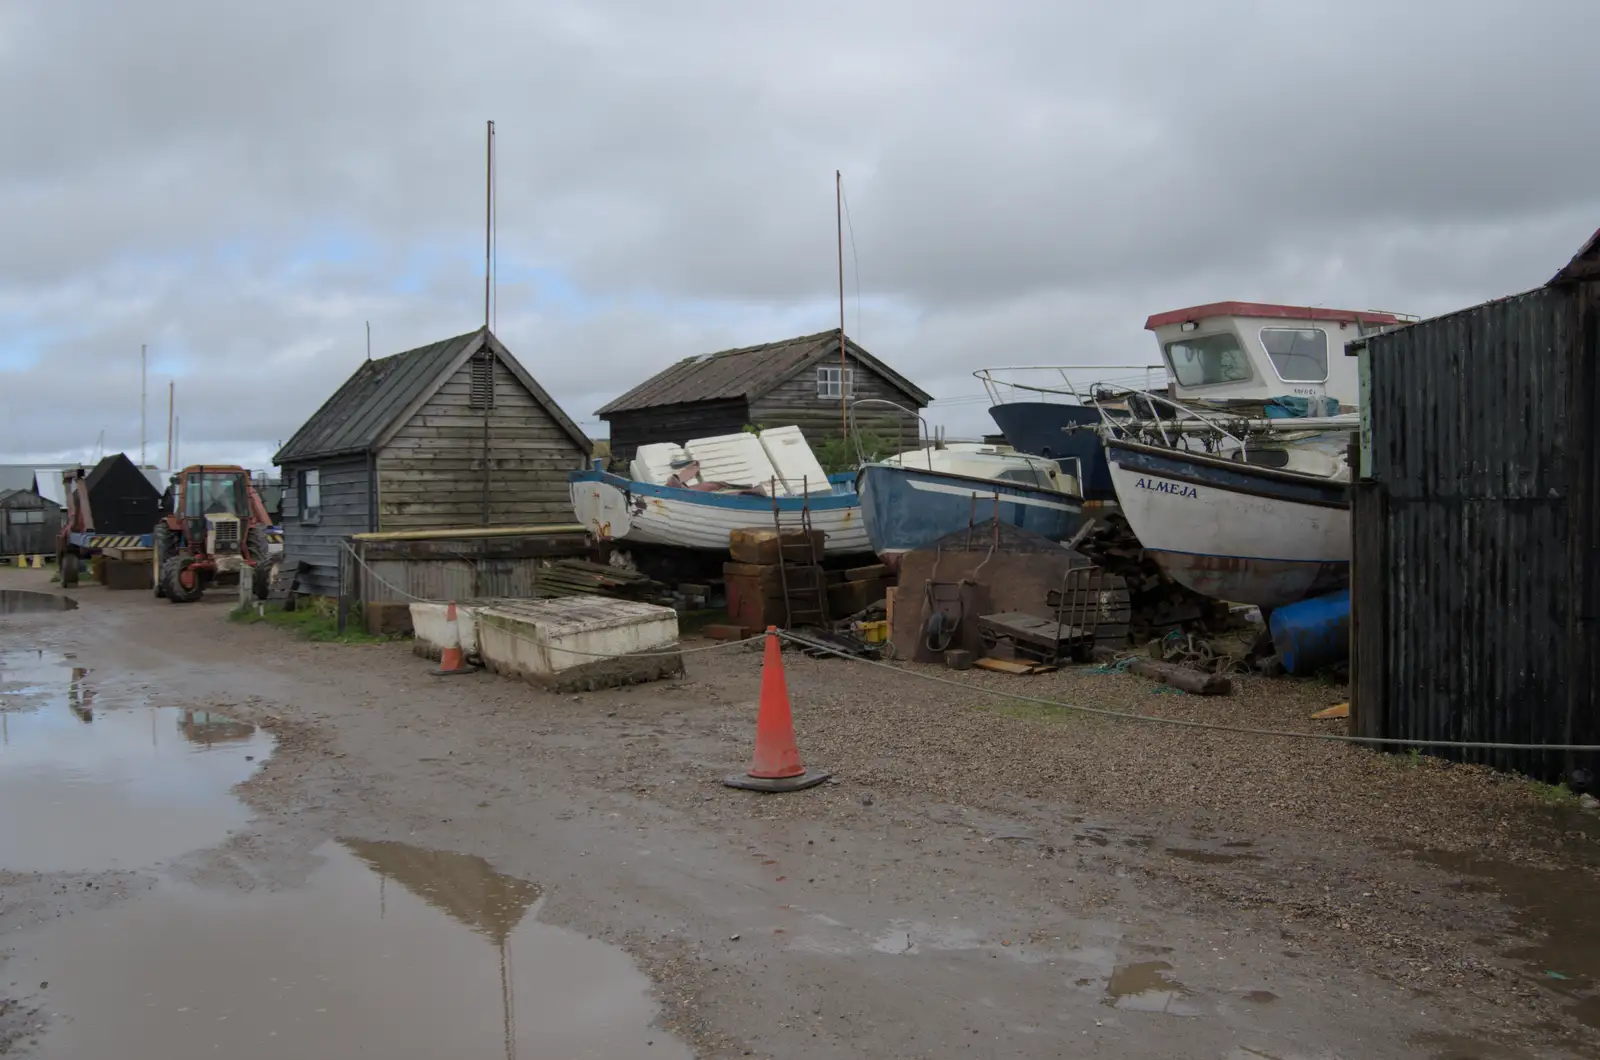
475 597 682 693
408 602 488 661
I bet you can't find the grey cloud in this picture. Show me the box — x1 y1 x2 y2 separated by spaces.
2 0 1597 465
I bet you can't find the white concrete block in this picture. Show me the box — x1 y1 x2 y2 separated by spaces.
408 601 483 661
475 597 682 691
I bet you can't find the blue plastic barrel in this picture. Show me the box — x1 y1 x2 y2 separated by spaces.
1268 590 1350 675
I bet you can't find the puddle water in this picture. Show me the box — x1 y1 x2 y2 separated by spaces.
1421 849 1600 1030
1102 959 1201 1015
0 589 78 614
0 649 87 707
1167 846 1264 866
12 839 691 1060
0 700 271 872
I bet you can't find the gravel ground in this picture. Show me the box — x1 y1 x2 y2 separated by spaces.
5 569 1599 1058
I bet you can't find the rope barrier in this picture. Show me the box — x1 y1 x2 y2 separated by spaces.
777 632 1600 754
338 543 1600 753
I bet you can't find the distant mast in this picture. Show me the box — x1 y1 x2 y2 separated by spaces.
140 344 147 466
836 170 846 438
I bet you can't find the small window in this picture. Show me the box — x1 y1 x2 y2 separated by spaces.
470 353 496 408
1260 328 1328 382
1164 333 1254 387
816 365 854 399
301 468 322 520
20 509 44 525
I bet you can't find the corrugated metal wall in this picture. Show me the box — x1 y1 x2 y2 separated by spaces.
1352 285 1599 782
361 556 554 605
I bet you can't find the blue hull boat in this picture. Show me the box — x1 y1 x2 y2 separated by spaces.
855 462 1084 570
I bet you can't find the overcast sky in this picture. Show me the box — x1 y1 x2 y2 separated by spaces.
2 0 1597 469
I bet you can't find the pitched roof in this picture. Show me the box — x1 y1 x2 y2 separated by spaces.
273 328 590 464
596 328 932 415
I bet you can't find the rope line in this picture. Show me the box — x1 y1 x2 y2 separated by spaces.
776 632 1600 754
337 544 1599 752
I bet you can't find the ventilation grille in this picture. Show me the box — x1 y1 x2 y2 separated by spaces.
470 353 496 409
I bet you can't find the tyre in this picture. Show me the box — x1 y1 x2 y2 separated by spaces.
153 524 177 598
60 551 80 588
161 555 205 603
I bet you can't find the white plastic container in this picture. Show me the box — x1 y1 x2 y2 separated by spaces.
685 432 782 493
630 442 695 486
758 426 832 495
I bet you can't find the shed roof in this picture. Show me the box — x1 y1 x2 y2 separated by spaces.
0 488 52 508
274 328 590 465
1144 302 1407 330
596 328 932 415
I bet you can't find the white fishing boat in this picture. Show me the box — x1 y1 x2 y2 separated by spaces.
569 427 873 557
1099 392 1358 609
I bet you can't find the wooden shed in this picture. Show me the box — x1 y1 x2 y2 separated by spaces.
0 489 64 559
81 453 163 535
272 327 592 595
596 329 932 463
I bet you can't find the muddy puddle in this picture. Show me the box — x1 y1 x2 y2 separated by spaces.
1102 960 1202 1016
0 590 77 614
10 839 691 1060
0 649 87 706
1421 849 1600 1030
0 694 272 872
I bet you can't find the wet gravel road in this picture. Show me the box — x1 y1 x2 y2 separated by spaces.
2 567 1597 1059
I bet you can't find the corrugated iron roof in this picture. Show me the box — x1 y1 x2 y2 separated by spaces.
596 329 932 415
274 331 480 464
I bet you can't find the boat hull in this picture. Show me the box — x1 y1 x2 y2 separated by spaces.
1104 440 1349 609
856 463 1084 570
569 471 872 556
986 402 1114 499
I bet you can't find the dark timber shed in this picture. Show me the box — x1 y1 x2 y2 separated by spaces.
1350 228 1600 785
596 329 932 463
272 327 591 595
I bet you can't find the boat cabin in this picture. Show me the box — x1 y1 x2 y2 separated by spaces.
883 443 1080 496
1145 302 1410 408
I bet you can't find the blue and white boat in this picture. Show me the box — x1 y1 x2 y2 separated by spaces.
855 444 1085 571
569 468 873 557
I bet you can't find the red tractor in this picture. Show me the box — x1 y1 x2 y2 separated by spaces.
153 465 277 603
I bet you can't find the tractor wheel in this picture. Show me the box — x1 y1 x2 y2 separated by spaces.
153 524 177 598
161 555 205 603
60 551 80 588
246 527 275 600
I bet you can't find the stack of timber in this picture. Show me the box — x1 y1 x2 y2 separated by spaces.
1074 513 1235 639
826 562 894 620
530 559 672 606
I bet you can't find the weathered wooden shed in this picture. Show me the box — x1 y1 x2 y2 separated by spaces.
1350 229 1600 785
81 453 163 535
272 327 592 595
596 329 932 463
0 489 64 559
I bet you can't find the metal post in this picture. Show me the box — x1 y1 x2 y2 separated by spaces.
836 170 846 441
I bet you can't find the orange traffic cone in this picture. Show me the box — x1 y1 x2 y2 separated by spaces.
723 627 832 792
430 601 477 677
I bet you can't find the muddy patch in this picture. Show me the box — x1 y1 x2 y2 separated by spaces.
9 839 690 1059
0 590 77 615
1420 849 1600 1030
0 700 271 872
1103 959 1201 1015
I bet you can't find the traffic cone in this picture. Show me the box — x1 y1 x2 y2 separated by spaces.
723 627 832 792
430 601 477 677
30 554 42 569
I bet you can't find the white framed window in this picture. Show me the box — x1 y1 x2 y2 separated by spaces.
300 468 322 520
816 365 855 399
1260 328 1329 382
14 508 44 525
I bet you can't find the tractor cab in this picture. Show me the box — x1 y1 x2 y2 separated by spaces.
154 465 276 603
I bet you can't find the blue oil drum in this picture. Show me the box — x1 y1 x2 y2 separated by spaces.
1268 590 1350 675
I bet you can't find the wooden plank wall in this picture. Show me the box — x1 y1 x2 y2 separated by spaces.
748 354 923 450
604 398 749 464
376 356 587 530
279 455 372 596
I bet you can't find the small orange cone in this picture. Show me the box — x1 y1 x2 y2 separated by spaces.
723 627 831 793
431 601 477 677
